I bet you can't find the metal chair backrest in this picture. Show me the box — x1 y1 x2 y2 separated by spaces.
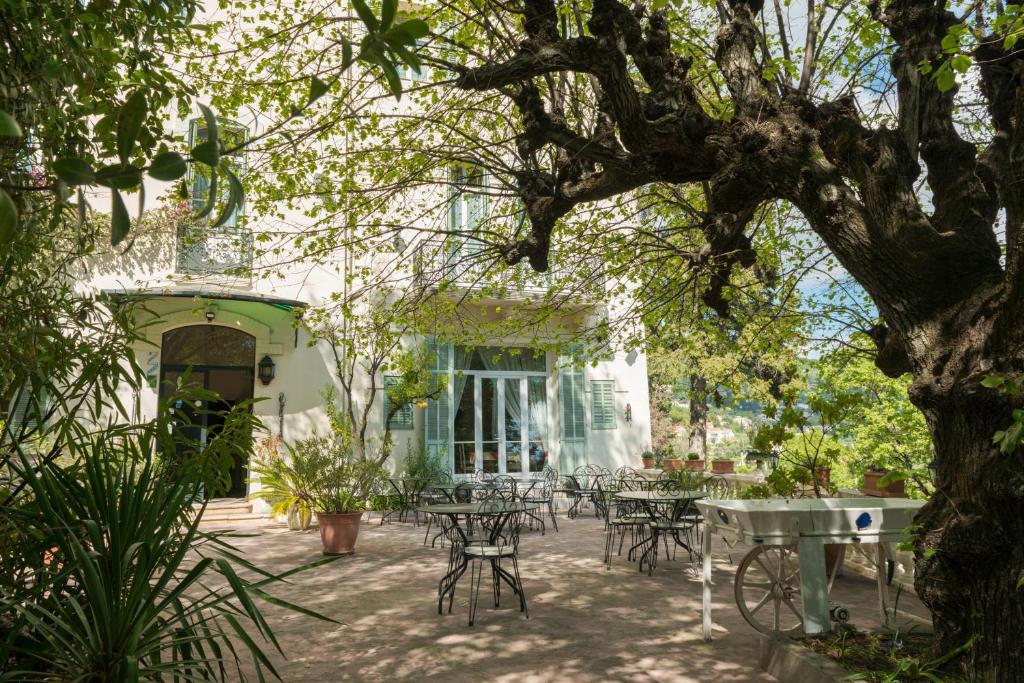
492 475 518 500
478 500 525 550
703 475 731 500
453 481 474 503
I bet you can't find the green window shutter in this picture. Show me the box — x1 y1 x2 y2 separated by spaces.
559 368 586 470
424 338 452 458
383 375 413 431
591 380 616 430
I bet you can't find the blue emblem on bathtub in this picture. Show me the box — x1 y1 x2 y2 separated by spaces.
855 512 872 529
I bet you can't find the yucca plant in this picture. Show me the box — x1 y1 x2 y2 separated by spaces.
0 412 336 681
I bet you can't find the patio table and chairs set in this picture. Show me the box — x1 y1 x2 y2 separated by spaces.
383 465 730 626
414 467 561 625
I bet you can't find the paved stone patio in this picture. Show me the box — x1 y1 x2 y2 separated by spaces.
215 511 929 682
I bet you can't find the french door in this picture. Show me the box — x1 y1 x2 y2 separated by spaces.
452 373 548 477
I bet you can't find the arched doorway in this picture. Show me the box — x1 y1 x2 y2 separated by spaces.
159 325 256 498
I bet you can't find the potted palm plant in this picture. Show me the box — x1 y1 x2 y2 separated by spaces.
288 434 386 555
248 438 313 531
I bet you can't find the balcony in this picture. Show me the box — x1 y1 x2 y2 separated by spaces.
176 224 253 279
412 239 605 301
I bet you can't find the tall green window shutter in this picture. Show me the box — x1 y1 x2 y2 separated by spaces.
559 367 586 471
591 380 616 430
383 375 414 431
424 338 452 460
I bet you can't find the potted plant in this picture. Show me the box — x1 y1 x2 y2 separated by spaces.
711 457 735 474
288 432 387 555
660 447 681 471
249 437 313 531
641 450 656 468
862 467 907 497
684 451 705 472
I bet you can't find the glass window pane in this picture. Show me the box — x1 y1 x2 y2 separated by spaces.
206 368 254 402
453 380 475 474
481 378 499 472
455 346 545 372
162 326 256 368
453 377 474 442
528 377 548 472
505 378 522 474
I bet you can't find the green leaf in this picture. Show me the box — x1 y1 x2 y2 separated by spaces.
148 151 188 181
981 375 1006 389
0 110 22 138
308 76 330 104
351 0 378 32
191 140 220 167
341 37 354 68
0 188 17 243
194 103 220 167
393 18 428 41
387 42 422 72
96 164 143 189
380 0 398 30
111 190 130 246
951 55 972 74
117 90 148 164
195 169 218 218
211 168 242 227
935 66 956 92
372 54 403 99
52 157 96 185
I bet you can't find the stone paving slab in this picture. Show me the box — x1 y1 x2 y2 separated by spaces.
213 512 928 682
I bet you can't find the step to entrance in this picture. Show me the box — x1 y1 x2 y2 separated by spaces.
193 498 267 524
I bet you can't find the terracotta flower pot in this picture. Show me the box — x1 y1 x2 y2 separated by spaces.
287 504 313 531
642 457 655 468
683 459 705 472
316 512 363 555
711 460 735 474
862 471 907 497
661 457 681 471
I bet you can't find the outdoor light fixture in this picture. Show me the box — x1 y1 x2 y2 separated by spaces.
769 447 780 471
258 355 276 386
624 403 632 424
204 303 217 323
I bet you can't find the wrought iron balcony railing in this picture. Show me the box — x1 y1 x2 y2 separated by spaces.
412 239 605 299
176 224 253 278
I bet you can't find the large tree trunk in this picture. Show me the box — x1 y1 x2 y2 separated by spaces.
912 379 1024 678
687 374 708 459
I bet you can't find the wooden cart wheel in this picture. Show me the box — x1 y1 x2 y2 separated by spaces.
735 545 805 635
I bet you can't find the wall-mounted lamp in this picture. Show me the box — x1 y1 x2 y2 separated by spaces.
258 355 276 386
624 403 632 424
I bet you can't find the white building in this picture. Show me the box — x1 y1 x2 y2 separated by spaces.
82 12 653 500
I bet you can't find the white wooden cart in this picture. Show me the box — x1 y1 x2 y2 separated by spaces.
695 497 925 639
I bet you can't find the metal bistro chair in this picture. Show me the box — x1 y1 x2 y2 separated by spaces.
464 501 529 626
491 475 518 501
602 480 648 569
421 473 455 547
521 472 558 533
644 479 704 574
